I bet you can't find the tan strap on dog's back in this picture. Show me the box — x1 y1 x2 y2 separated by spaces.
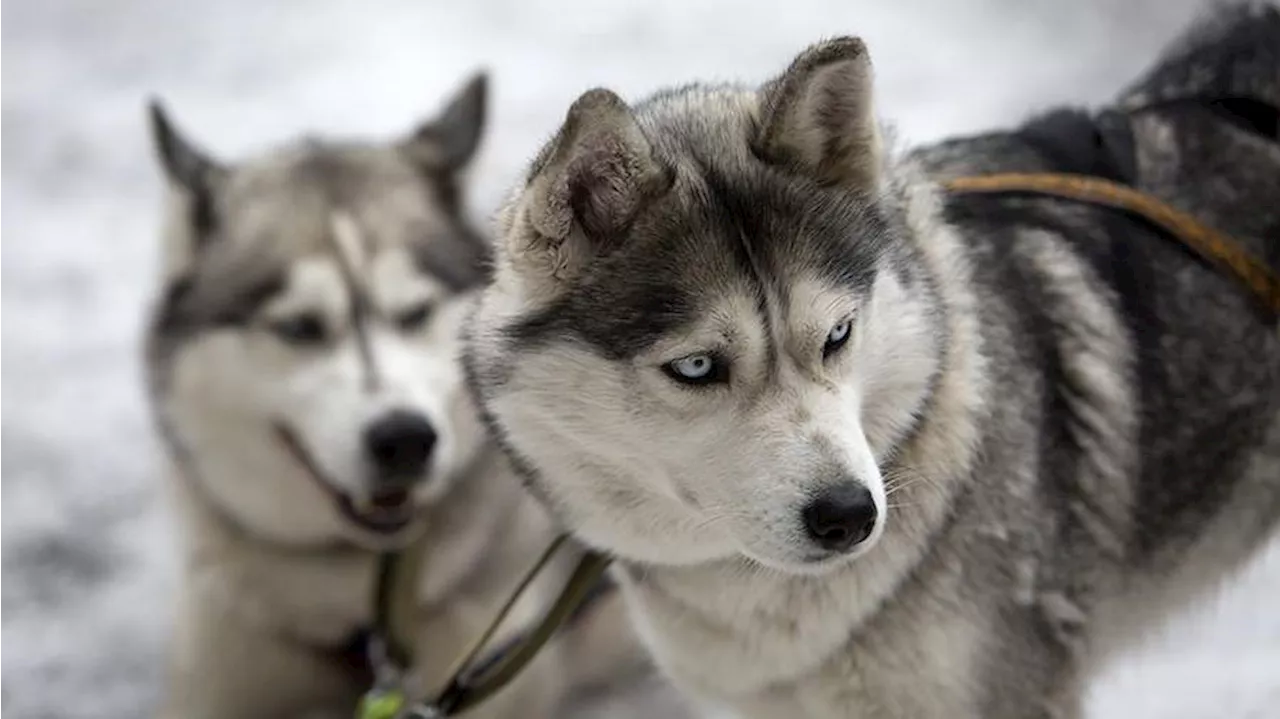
944 172 1280 315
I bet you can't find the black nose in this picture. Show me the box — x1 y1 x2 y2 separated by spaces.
802 483 878 553
364 410 437 480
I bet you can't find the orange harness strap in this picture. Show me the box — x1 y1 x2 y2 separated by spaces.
944 172 1280 315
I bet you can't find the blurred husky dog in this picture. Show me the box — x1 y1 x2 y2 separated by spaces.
465 4 1280 718
145 74 648 719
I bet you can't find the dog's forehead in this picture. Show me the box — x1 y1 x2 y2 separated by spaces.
635 84 891 288
512 147 890 361
219 142 443 254
154 141 488 349
210 141 486 291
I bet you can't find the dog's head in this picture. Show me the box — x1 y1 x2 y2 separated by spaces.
467 41 942 574
148 74 491 550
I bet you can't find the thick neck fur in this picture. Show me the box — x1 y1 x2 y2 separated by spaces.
614 158 989 699
170 445 523 649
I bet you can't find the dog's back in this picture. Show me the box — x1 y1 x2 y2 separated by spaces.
920 0 1280 659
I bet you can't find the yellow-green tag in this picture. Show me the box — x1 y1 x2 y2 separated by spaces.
358 689 405 719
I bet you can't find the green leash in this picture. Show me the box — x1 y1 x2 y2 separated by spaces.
356 535 613 719
357 536 429 719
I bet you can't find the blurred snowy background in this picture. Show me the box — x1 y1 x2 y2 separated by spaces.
3 0 1279 716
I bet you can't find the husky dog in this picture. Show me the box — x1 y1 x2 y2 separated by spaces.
145 74 647 719
465 4 1280 717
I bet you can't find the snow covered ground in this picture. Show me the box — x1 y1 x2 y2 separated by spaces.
3 0 1279 716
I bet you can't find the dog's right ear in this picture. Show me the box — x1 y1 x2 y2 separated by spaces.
402 72 488 174
501 89 668 293
148 99 224 247
755 37 882 190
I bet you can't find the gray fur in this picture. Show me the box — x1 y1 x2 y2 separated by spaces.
466 3 1280 717
144 73 657 719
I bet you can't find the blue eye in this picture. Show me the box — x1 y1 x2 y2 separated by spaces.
823 320 852 358
664 353 727 386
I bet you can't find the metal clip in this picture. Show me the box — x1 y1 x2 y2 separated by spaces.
357 687 408 719
356 632 412 719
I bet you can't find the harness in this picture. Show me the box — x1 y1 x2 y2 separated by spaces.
944 172 1280 314
356 98 1279 719
356 538 612 719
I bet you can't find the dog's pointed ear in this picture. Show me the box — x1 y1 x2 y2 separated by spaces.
527 88 667 244
755 37 882 190
148 99 224 261
494 88 667 297
148 98 224 196
403 72 488 173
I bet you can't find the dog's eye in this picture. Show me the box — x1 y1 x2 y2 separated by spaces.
269 313 328 346
394 302 434 332
663 353 728 386
823 320 852 358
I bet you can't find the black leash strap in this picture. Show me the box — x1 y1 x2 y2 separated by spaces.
425 546 613 716
358 535 613 719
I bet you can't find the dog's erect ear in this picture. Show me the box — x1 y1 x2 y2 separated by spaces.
494 89 667 297
403 72 488 173
756 37 881 190
148 99 224 256
148 99 224 197
525 88 666 245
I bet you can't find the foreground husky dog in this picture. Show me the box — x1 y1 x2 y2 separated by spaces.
466 4 1280 717
146 75 644 719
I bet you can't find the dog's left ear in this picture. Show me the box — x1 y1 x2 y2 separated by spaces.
148 99 224 197
402 72 488 173
148 99 225 259
756 37 882 190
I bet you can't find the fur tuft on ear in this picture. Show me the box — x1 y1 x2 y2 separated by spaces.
756 37 882 190
403 72 488 173
525 88 668 244
495 88 668 293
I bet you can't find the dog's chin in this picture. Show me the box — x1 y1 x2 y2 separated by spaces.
740 541 878 577
339 510 427 551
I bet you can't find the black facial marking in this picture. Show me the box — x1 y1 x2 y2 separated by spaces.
506 150 891 363
269 312 329 347
508 268 693 361
702 170 778 372
214 272 289 327
351 290 381 392
150 269 287 353
394 301 434 332
322 222 382 392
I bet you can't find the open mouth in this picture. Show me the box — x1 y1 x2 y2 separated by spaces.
272 422 417 535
